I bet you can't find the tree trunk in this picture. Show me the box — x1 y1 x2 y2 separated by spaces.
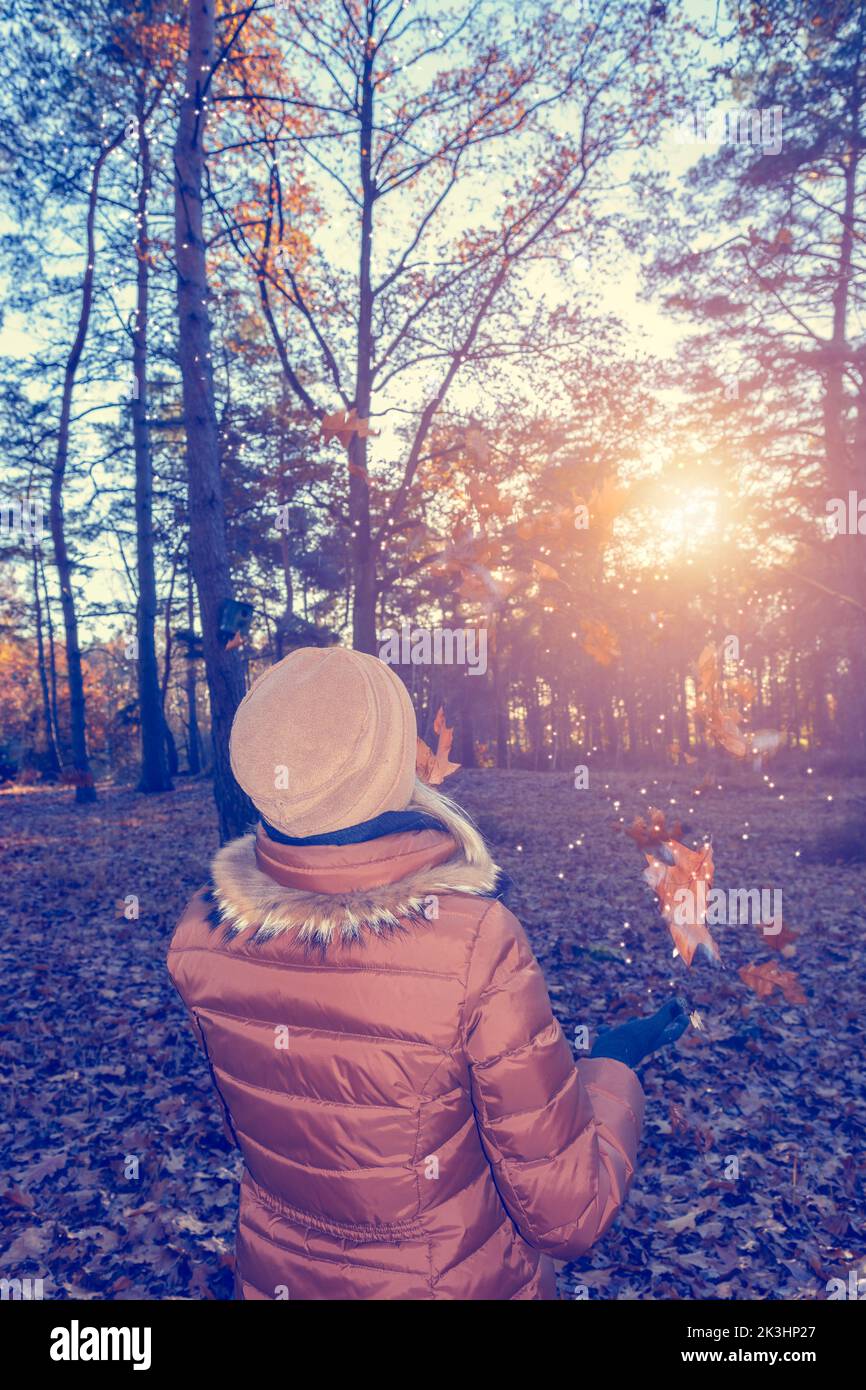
603 691 619 763
186 569 202 775
39 549 62 754
50 142 118 804
528 679 543 770
164 721 180 776
274 379 294 661
174 0 252 841
161 548 180 773
555 691 572 771
456 654 477 767
492 627 510 769
349 17 378 653
624 687 640 761
32 544 60 778
823 120 866 751
678 670 690 754
133 93 172 794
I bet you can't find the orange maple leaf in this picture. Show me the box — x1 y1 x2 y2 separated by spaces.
625 805 683 849
347 461 374 489
465 425 489 465
321 407 373 447
531 558 560 583
696 643 719 696
710 706 748 758
468 478 511 518
693 644 781 763
580 618 620 666
416 706 461 785
643 839 721 967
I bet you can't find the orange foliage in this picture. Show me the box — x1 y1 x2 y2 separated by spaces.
416 706 460 786
643 839 721 968
625 805 683 848
580 618 620 666
694 643 781 762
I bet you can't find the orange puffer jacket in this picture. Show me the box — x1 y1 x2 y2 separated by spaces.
167 825 645 1300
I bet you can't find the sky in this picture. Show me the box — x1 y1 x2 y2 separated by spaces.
0 0 760 638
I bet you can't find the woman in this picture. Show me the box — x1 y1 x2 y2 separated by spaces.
168 646 687 1300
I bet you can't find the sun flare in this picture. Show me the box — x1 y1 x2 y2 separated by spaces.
620 484 723 571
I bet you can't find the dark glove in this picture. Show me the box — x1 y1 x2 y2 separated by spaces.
590 996 690 1069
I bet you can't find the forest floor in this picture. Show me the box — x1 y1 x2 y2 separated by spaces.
1 765 864 1301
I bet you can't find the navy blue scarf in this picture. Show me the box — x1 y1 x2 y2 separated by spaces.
261 808 442 846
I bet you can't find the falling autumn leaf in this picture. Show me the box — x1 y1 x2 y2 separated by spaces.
457 562 516 611
580 618 620 666
416 706 461 785
321 407 373 448
465 425 489 465
693 643 777 763
696 643 718 696
531 558 560 583
709 706 749 759
468 478 510 518
643 838 721 967
321 408 350 443
347 461 373 486
625 805 683 849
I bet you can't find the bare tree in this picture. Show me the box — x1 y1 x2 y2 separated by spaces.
132 76 174 793
50 132 124 803
210 0 681 651
174 0 254 839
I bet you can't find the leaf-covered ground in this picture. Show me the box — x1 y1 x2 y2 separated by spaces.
1 767 864 1300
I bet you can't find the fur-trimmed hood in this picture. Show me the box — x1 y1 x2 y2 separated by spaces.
207 826 502 947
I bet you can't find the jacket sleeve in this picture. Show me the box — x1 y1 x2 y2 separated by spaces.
167 894 239 1151
462 900 645 1259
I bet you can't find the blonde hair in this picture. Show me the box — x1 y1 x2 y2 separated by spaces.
406 778 489 867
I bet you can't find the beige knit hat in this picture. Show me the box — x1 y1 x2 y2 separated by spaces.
229 646 417 838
